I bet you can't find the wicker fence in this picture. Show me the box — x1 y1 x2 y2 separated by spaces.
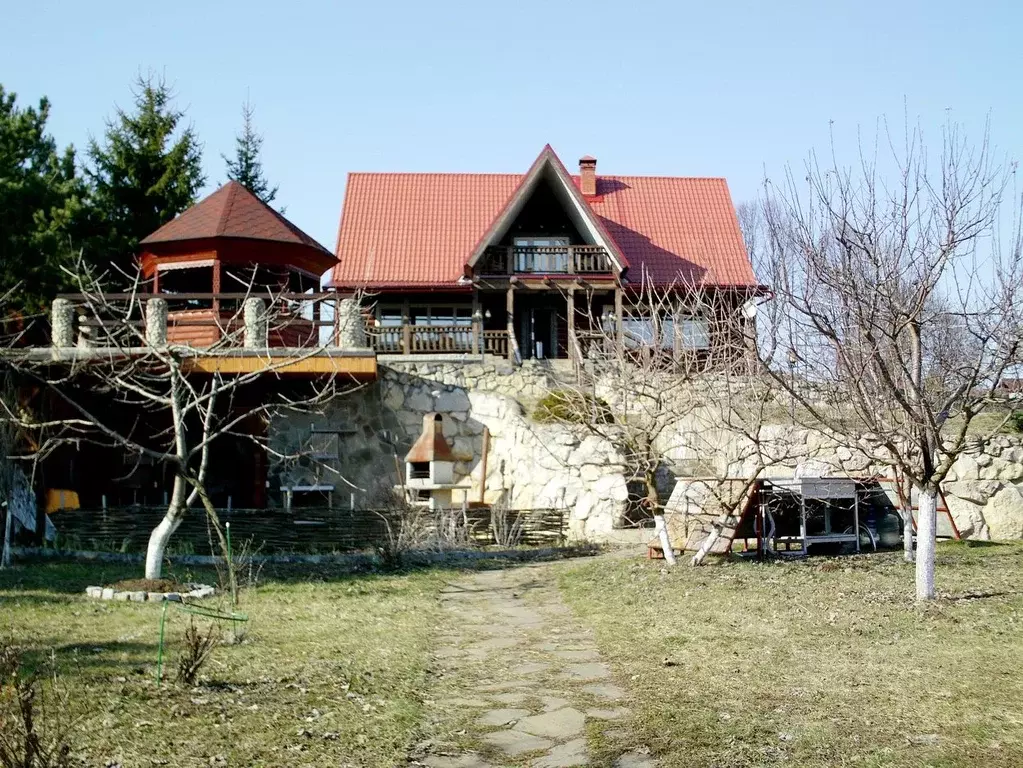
46 505 567 555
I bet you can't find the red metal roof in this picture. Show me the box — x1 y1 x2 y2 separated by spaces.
141 180 333 258
329 149 755 289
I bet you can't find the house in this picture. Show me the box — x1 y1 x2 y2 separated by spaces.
328 145 758 362
14 146 760 547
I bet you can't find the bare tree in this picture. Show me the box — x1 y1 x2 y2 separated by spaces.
753 117 1023 599
2 260 363 590
554 271 765 563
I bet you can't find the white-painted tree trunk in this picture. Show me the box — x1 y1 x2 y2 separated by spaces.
654 514 677 565
145 514 182 579
915 486 938 600
691 524 720 566
1 502 12 569
145 475 187 580
902 508 915 563
901 476 914 562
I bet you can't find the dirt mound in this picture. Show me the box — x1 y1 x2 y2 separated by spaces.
108 578 191 593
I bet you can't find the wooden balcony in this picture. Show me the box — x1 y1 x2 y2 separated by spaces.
478 245 612 276
366 324 510 357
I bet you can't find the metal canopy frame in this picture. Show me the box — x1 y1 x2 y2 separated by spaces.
762 477 861 555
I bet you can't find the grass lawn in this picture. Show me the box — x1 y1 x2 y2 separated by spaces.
0 560 448 767
560 542 1023 768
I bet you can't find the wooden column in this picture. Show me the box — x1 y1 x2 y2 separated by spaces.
471 291 481 355
212 259 222 315
614 285 624 351
567 285 576 359
506 284 516 362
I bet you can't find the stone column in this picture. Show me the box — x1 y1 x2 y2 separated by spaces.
145 297 168 348
51 298 74 347
335 298 368 350
243 298 267 349
76 314 92 349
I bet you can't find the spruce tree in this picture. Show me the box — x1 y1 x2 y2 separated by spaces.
0 85 86 313
85 74 204 278
223 100 278 205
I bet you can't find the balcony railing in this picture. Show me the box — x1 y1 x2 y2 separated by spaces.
478 245 612 275
366 324 510 357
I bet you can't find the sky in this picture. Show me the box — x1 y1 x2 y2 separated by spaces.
3 0 1021 252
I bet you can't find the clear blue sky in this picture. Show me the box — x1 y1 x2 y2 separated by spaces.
4 0 1021 250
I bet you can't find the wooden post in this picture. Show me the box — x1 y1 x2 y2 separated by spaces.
567 285 576 360
212 259 222 316
506 284 516 362
471 293 481 355
506 245 514 275
614 285 624 351
478 427 490 504
402 323 412 355
567 245 575 275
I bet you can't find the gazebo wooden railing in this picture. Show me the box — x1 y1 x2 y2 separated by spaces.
58 292 344 349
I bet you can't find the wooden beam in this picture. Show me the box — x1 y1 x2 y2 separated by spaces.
614 284 624 350
182 354 377 378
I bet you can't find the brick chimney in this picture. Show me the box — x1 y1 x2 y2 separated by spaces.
579 155 597 197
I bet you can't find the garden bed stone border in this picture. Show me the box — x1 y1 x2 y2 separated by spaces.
84 583 215 603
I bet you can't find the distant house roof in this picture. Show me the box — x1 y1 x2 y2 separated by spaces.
328 146 755 289
141 180 333 258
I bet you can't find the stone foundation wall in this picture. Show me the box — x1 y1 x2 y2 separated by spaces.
269 361 1023 543
664 425 1023 541
269 360 633 540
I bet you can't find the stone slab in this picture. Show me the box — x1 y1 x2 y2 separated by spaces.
477 708 530 727
560 663 611 681
482 729 553 756
582 683 626 701
534 738 589 767
513 707 586 739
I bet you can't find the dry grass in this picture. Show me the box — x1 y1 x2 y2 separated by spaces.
560 541 1023 767
0 561 448 767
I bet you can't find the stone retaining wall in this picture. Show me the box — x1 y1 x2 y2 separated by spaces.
270 362 1023 543
270 360 633 541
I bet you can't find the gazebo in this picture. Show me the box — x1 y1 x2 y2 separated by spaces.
137 181 338 346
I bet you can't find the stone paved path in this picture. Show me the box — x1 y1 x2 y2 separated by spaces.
413 561 656 768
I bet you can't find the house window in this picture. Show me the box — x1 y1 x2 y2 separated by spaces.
410 306 472 328
514 237 570 273
680 318 710 350
619 315 711 350
377 306 404 326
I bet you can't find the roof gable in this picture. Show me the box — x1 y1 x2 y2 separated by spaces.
141 181 332 257
465 145 626 273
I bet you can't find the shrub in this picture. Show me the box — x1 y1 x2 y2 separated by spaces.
1008 410 1023 433
532 390 613 424
0 643 75 768
490 500 525 548
176 619 220 686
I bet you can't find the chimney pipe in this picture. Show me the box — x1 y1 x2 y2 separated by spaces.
579 155 597 197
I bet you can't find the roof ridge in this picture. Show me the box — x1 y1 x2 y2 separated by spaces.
215 182 238 236
344 171 729 181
